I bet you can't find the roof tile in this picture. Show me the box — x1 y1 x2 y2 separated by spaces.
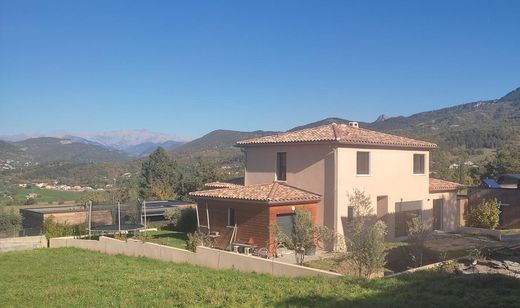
190 182 321 204
236 123 437 149
429 178 465 193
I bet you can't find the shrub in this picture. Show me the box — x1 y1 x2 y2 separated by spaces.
0 206 22 235
465 198 500 229
164 208 182 226
43 217 87 239
185 231 208 252
178 208 197 233
315 225 342 252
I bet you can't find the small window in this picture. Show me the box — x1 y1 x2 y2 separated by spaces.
227 208 236 227
347 206 355 222
276 152 287 181
413 154 425 174
356 152 370 175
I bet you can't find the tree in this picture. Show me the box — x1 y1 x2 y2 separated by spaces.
271 209 316 265
139 147 179 200
175 158 224 198
345 189 387 277
78 191 110 205
0 206 22 235
465 198 500 229
407 217 433 267
482 146 520 179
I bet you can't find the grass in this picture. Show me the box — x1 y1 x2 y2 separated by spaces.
0 186 85 205
135 230 188 249
1 248 519 307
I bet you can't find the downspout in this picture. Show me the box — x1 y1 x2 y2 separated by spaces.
333 147 338 234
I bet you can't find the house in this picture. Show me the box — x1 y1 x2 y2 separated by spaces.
190 182 320 251
192 122 464 247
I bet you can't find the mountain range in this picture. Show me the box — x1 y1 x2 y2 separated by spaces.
1 86 519 181
0 129 189 159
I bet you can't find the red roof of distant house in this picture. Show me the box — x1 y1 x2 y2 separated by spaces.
429 178 465 193
190 182 321 205
236 123 437 149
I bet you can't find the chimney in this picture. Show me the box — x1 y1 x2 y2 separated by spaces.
348 121 359 128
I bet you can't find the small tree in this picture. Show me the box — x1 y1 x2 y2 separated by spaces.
164 208 182 228
315 225 342 252
0 206 22 236
346 189 387 277
465 198 500 229
407 217 433 267
271 209 316 265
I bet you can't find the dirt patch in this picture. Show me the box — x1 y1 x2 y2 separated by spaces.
424 233 504 253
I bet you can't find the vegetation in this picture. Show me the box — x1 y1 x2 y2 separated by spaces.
1 248 519 307
465 198 500 229
0 206 22 235
345 189 387 277
133 230 187 249
43 217 87 239
0 184 85 206
407 217 433 267
164 207 197 233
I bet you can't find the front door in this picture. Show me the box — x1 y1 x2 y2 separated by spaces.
433 199 443 230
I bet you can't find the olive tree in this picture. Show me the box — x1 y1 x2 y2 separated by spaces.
345 189 387 277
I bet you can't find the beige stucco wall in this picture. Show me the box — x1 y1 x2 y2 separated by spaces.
243 144 451 240
244 144 336 229
429 191 460 232
336 147 430 240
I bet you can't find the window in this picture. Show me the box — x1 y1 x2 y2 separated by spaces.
276 152 287 181
227 208 236 227
413 154 425 174
356 151 370 175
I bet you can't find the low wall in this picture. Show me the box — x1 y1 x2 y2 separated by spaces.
0 235 47 253
458 226 502 241
49 236 341 278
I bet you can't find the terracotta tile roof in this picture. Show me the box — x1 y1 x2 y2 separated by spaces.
204 181 243 189
429 178 465 193
190 182 321 204
236 123 437 149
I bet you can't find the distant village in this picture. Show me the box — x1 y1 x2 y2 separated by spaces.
18 182 103 192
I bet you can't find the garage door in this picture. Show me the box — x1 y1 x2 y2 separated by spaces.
395 201 422 237
276 214 295 237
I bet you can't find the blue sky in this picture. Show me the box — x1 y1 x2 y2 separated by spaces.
1 0 519 139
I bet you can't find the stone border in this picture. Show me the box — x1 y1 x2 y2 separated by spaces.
49 236 342 278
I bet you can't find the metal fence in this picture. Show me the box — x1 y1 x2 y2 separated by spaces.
0 227 43 239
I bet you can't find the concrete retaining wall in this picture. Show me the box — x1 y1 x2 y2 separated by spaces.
0 235 47 253
49 236 341 278
459 226 502 241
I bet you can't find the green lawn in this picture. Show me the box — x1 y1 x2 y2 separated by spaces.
134 230 188 249
1 248 519 307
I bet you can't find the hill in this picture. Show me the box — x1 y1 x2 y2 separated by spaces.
0 137 130 166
